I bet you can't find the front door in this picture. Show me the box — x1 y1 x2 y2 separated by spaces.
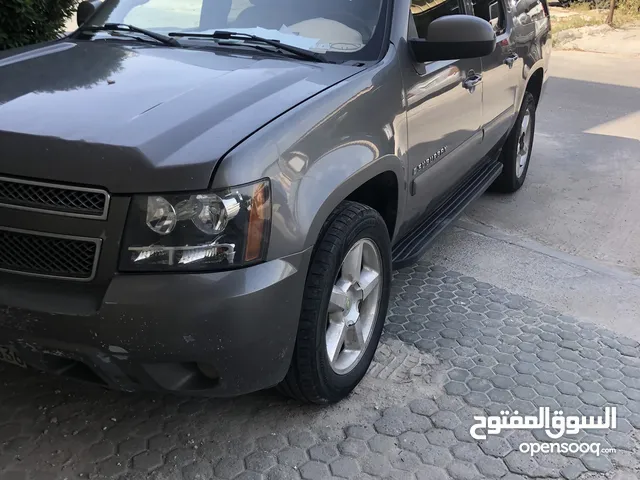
402 0 484 229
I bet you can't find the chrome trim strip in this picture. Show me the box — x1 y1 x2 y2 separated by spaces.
0 226 102 282
0 176 110 220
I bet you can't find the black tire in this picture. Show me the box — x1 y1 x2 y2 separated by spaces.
491 91 537 193
277 201 392 404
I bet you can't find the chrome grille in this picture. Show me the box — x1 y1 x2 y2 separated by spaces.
0 176 109 219
0 228 100 281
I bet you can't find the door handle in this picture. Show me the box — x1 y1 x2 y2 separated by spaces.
462 73 482 92
505 53 519 68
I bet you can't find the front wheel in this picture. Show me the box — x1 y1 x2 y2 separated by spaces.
278 201 392 404
492 91 537 193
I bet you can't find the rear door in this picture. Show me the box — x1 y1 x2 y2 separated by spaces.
402 0 484 229
472 0 522 150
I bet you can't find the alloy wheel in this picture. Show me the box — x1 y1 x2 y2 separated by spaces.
326 238 383 375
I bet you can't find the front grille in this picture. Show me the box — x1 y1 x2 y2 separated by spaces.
0 176 109 219
0 228 100 281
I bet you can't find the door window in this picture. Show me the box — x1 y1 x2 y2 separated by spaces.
472 0 506 34
410 0 463 39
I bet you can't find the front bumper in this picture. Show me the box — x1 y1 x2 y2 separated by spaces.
0 249 311 396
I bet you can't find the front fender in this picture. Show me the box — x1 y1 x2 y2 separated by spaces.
299 152 405 252
516 58 545 109
211 44 407 261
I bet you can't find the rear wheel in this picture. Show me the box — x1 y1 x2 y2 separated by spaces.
492 91 537 193
278 201 391 404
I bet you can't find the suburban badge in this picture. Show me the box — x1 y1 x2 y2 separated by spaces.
413 146 447 176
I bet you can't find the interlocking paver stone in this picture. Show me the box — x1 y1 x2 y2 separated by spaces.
445 381 470 396
416 465 450 480
479 436 513 458
360 453 391 476
132 451 164 472
426 428 458 448
389 449 421 472
266 465 300 480
256 434 287 452
561 461 587 480
420 445 454 468
277 447 308 468
214 456 243 479
245 451 276 473
409 398 438 417
309 443 339 463
1 262 639 480
119 437 146 457
477 456 509 478
330 456 360 478
234 472 262 480
431 410 460 430
397 431 429 456
299 461 330 480
182 461 214 480
373 417 404 437
581 453 614 472
504 451 558 477
338 438 368 458
97 457 128 478
288 430 318 449
344 425 373 441
447 461 482 480
367 434 398 454
451 443 483 462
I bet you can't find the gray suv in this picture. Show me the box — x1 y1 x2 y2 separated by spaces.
0 0 551 403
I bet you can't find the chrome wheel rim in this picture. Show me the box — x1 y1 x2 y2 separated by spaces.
326 238 383 375
516 109 533 178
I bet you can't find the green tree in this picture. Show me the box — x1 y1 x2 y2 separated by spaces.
0 0 78 50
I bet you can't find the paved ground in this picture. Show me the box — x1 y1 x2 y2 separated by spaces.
2 262 640 480
3 46 640 480
467 50 640 271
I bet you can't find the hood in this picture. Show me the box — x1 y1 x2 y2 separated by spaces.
0 40 361 193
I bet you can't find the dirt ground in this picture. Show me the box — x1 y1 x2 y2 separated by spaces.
554 23 640 55
549 5 640 55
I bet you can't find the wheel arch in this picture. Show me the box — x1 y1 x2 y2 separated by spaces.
345 171 399 240
515 61 546 113
526 67 545 107
302 156 405 253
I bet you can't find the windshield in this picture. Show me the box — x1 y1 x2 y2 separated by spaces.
82 0 388 61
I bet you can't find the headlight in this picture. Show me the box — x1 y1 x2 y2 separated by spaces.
119 179 271 272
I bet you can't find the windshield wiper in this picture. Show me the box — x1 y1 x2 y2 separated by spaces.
169 30 328 63
83 23 181 47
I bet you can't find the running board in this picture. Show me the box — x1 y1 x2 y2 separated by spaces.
392 159 503 270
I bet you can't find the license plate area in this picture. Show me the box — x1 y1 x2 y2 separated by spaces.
0 345 27 368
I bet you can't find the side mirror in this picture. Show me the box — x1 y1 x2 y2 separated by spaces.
77 0 103 27
410 15 496 63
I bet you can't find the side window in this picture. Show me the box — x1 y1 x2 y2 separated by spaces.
410 0 463 39
472 0 506 35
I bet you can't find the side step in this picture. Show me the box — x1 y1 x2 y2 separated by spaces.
392 158 503 270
